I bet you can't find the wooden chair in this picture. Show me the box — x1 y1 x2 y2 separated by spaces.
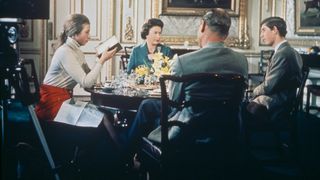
120 46 133 71
290 66 310 149
241 66 310 179
244 66 310 160
138 73 247 180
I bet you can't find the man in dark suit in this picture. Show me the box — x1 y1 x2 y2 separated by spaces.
249 17 303 121
126 8 248 147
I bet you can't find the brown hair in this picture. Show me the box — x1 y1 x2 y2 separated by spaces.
57 14 90 48
260 16 287 37
140 18 164 40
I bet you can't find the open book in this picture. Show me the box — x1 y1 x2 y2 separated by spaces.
95 35 123 56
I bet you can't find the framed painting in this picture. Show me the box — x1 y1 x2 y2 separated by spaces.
153 0 249 48
295 0 320 36
161 0 240 16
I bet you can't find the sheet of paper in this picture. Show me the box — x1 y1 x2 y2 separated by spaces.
54 99 103 127
54 99 88 125
76 103 104 127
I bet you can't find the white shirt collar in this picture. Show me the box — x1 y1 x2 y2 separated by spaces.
274 40 287 53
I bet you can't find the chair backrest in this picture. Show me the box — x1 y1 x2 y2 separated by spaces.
294 66 310 113
264 65 310 124
120 46 133 71
158 73 247 152
13 58 40 106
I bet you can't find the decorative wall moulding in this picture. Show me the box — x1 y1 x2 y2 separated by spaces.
288 38 320 47
120 0 137 44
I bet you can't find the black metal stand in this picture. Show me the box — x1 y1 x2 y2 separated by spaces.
1 69 60 180
1 66 14 180
1 22 20 177
27 105 60 180
1 99 8 180
15 59 61 180
1 19 60 179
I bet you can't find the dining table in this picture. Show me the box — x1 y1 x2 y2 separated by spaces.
85 84 161 127
85 85 160 111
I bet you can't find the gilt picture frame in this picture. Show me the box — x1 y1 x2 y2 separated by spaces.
295 0 320 36
153 0 248 48
161 0 240 16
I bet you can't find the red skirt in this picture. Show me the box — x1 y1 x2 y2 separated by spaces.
35 84 72 121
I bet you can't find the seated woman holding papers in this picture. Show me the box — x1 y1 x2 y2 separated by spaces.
35 14 125 177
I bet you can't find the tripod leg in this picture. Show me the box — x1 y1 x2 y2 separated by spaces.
1 99 8 180
27 105 60 180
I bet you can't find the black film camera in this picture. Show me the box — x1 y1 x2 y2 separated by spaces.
0 19 21 100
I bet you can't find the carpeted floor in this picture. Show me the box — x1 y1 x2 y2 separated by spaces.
249 111 320 180
2 100 320 180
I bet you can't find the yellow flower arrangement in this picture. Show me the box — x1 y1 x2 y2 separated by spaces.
151 52 171 77
134 65 149 77
134 51 172 84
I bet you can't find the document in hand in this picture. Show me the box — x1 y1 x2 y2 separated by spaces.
95 35 123 56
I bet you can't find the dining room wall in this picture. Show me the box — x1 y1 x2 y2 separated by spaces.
18 0 320 96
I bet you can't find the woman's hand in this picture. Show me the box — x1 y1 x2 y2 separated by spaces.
98 48 117 64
